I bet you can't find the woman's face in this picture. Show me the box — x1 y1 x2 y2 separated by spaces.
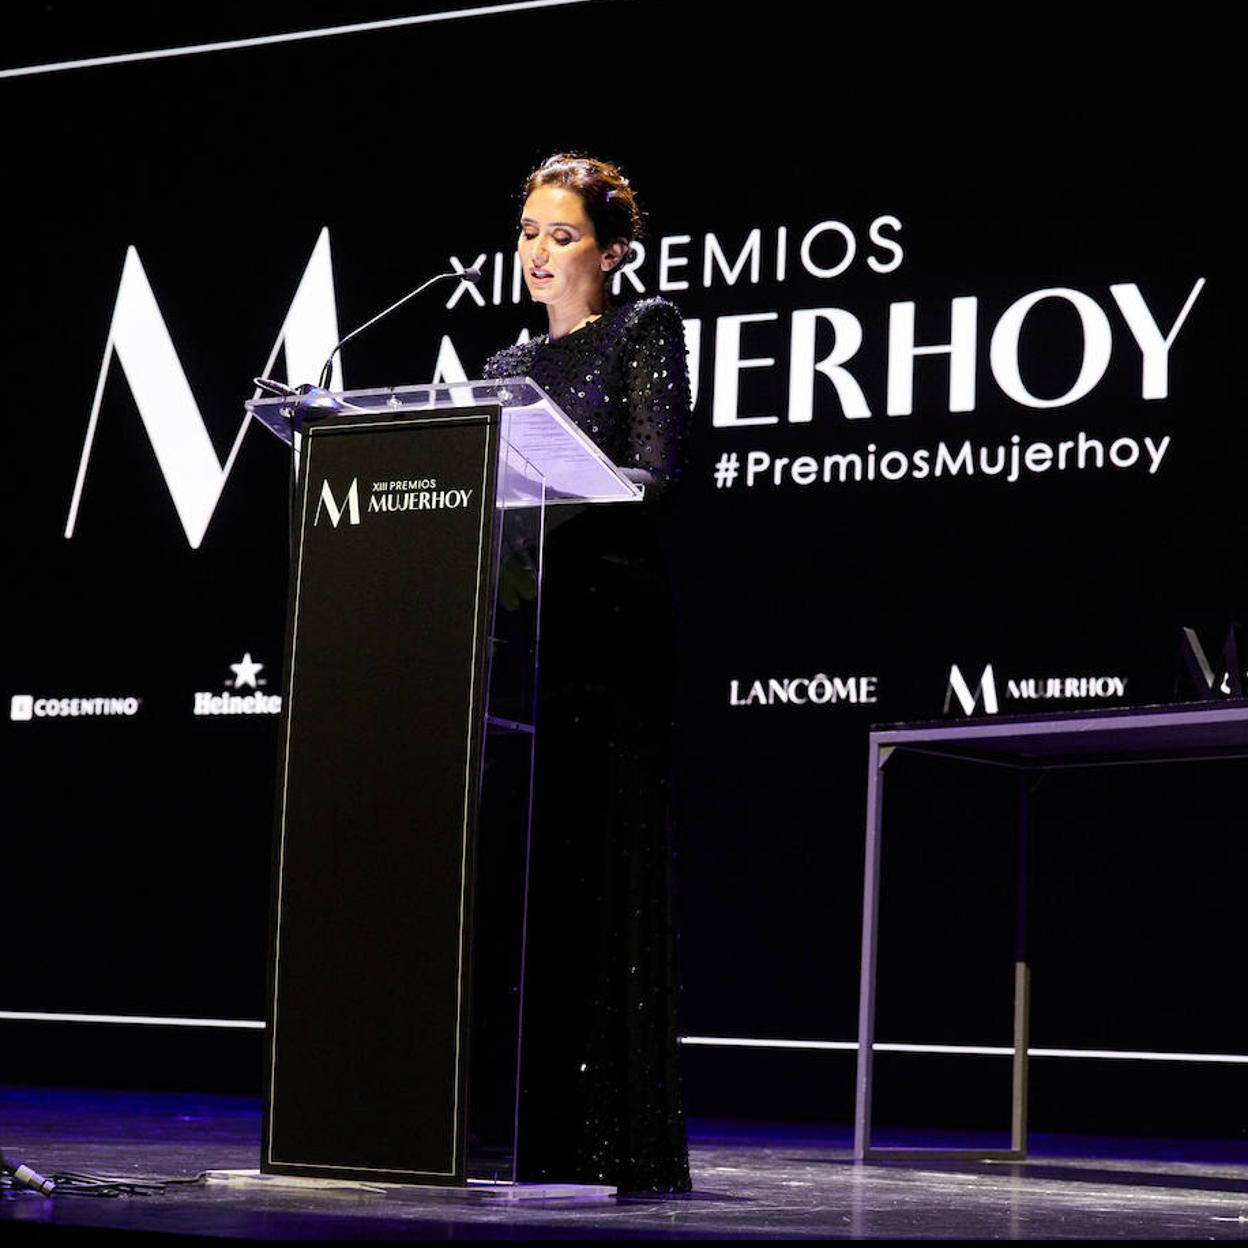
519 185 623 312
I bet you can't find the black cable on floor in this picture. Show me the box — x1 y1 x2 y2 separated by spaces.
2 1148 207 1198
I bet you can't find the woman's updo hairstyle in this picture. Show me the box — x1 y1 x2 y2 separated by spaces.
522 152 643 277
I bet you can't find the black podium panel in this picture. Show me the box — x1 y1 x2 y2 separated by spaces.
263 410 499 1182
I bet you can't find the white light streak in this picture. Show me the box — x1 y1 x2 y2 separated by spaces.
678 1036 1248 1065
0 1 592 80
3 1017 1244 1065
0 1011 264 1029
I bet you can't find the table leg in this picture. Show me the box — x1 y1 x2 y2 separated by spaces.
854 738 889 1161
1011 773 1034 1155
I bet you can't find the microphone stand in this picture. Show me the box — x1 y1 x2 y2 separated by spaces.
315 269 477 390
252 265 483 567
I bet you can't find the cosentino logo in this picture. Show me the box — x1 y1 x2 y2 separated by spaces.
729 672 879 707
193 653 281 717
10 694 141 722
944 663 1127 716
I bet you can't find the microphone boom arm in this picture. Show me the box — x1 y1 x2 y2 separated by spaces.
317 267 480 390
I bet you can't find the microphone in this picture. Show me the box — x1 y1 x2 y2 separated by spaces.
252 377 298 398
250 378 355 426
315 266 482 389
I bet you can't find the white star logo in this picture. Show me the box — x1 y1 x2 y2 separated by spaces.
229 653 264 689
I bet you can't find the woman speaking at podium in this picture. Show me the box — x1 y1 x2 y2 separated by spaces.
482 153 692 1194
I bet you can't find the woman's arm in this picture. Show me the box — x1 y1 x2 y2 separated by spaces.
621 299 692 499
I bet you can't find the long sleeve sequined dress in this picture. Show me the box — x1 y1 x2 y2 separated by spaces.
482 296 692 1193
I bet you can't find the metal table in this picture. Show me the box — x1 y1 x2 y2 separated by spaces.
854 700 1248 1162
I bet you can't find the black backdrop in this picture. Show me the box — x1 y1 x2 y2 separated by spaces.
4 3 1245 1137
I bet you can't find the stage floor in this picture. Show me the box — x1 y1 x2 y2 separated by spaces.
1 1087 1245 1239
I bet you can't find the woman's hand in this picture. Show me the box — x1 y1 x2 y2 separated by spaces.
498 543 539 612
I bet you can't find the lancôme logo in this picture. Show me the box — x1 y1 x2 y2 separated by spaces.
193 652 282 717
728 672 879 707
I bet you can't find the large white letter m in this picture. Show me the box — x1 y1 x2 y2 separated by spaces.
64 229 340 549
944 663 999 716
314 478 360 528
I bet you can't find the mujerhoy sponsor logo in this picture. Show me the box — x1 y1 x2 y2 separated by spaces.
193 653 281 717
729 673 879 707
313 477 475 528
10 694 141 721
945 663 1127 716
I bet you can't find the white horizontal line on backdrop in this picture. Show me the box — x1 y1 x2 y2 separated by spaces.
680 1036 1248 1064
0 1010 265 1029
3 1013 1244 1063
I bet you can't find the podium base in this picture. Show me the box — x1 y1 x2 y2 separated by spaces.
205 1170 616 1201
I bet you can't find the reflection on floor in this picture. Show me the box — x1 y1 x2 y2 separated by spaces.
1 1087 1245 1239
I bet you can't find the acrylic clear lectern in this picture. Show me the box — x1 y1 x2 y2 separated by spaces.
244 379 642 1187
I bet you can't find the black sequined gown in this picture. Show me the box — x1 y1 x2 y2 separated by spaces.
482 297 692 1193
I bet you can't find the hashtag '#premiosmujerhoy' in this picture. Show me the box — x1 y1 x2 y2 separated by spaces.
709 432 1172 493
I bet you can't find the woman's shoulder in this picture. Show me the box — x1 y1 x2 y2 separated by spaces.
610 298 688 376
482 334 543 379
617 295 685 334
